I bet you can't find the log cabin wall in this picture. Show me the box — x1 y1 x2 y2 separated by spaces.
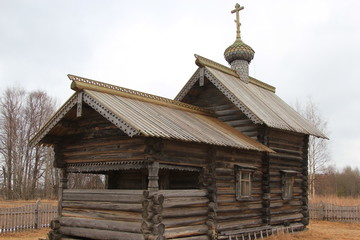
181 79 259 139
51 189 145 240
265 128 308 227
214 148 264 233
160 189 209 240
159 140 209 168
53 105 148 166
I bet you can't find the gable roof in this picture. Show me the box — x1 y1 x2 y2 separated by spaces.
175 55 327 139
30 74 273 152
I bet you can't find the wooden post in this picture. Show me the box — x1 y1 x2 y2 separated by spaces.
35 200 40 229
259 127 271 225
301 135 310 226
148 161 160 192
58 168 68 217
206 147 218 240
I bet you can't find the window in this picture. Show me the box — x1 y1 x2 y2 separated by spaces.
235 165 256 200
281 170 297 200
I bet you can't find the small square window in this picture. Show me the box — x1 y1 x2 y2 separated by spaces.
235 165 256 200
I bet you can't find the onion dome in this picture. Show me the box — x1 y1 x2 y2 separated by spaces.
224 38 255 64
224 3 254 83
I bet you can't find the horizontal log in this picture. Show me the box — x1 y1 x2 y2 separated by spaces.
63 189 144 195
270 213 303 223
217 218 263 232
63 137 145 150
163 197 209 208
216 212 262 221
159 190 207 198
164 224 208 239
162 207 208 218
62 208 142 221
59 226 144 240
169 235 209 240
62 201 142 212
63 190 143 203
59 217 142 233
217 203 263 212
162 215 208 228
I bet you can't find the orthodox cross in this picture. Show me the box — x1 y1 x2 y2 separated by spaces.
231 3 244 40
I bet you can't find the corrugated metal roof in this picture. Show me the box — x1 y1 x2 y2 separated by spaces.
206 66 327 138
84 89 272 152
30 75 273 152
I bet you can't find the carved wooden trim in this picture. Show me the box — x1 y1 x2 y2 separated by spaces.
69 73 210 115
66 160 147 173
204 69 263 124
76 92 83 118
29 94 78 146
174 68 200 101
148 162 160 192
82 92 140 137
174 67 263 125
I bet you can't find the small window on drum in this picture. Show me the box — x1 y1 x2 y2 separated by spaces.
281 170 298 200
235 165 256 200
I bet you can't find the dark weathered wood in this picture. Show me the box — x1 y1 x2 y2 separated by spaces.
63 190 143 203
59 226 145 240
158 189 207 198
148 161 160 192
62 201 142 212
59 217 142 233
164 224 208 239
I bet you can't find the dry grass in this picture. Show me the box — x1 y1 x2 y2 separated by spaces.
1 222 360 240
264 221 360 240
0 200 57 209
0 228 49 240
309 195 360 206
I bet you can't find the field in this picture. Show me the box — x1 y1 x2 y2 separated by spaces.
0 221 360 240
309 195 360 206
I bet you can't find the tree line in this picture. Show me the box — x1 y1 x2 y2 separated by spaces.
0 87 105 200
0 87 58 199
316 166 360 197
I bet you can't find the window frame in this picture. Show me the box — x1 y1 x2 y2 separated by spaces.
281 170 298 200
235 165 256 201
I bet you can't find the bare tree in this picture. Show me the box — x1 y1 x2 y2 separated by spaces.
0 88 25 199
0 88 57 199
296 98 330 198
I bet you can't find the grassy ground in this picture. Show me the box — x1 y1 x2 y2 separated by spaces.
0 221 360 240
309 195 360 206
0 228 49 240
264 221 360 240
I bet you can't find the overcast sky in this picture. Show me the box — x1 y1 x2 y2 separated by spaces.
1 0 359 170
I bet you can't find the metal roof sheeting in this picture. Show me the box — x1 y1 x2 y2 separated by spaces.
84 89 272 152
206 67 327 138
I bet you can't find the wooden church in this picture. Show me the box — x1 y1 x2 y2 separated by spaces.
30 3 326 240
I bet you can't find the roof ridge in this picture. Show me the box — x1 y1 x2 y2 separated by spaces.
68 74 213 116
194 54 276 93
